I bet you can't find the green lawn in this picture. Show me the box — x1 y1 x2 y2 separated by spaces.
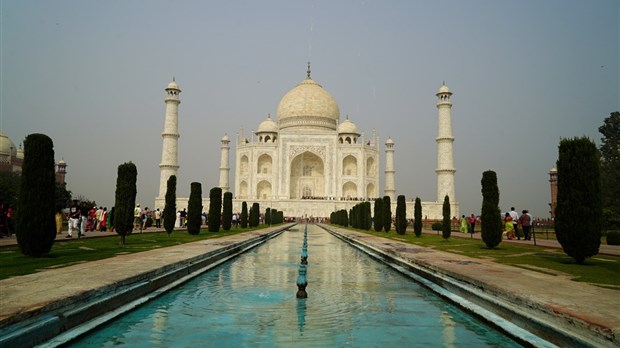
352 228 620 290
0 226 268 280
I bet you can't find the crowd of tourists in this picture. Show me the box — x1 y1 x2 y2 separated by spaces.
458 206 534 240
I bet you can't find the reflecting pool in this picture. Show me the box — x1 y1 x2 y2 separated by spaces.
70 225 520 347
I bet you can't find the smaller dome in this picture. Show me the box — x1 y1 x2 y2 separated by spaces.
549 167 557 173
167 80 180 90
58 159 66 164
0 132 17 157
257 116 278 133
222 134 230 141
437 84 451 94
337 117 359 135
386 137 394 145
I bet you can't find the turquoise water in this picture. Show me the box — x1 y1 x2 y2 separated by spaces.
71 225 520 347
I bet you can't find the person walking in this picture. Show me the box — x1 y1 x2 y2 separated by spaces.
79 202 89 237
519 209 532 240
459 215 468 233
504 212 515 240
155 208 162 228
468 214 476 234
133 204 142 232
55 207 63 235
67 201 80 238
509 207 521 240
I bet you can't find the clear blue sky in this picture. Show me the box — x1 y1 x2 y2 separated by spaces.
1 0 618 218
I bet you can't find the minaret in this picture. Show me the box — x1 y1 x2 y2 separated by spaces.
219 134 230 193
55 159 67 184
384 137 395 200
158 78 181 199
435 83 456 203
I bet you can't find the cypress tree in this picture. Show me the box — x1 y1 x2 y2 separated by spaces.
163 175 177 235
240 201 248 228
481 170 503 248
222 192 232 230
364 201 372 230
15 133 56 256
250 202 260 227
555 137 602 264
395 195 407 235
265 207 271 225
113 162 137 245
599 112 620 230
187 182 203 235
383 196 392 232
208 187 222 232
373 198 384 232
414 197 422 237
442 195 451 240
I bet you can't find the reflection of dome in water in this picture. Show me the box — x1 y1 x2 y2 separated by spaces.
276 69 340 130
0 132 17 157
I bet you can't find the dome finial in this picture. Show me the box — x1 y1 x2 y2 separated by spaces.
307 62 311 78
173 76 176 82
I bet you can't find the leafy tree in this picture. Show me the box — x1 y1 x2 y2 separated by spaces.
15 134 56 256
442 195 451 240
373 198 383 232
240 201 248 228
55 182 72 210
113 162 137 245
395 195 407 235
414 197 422 237
208 187 222 232
555 137 602 264
383 196 392 232
163 175 177 235
222 192 233 230
0 172 20 208
480 170 502 248
187 182 203 235
599 111 620 229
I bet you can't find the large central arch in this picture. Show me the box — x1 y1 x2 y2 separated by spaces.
289 151 325 199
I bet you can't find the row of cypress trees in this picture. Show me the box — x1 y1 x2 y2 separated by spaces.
15 132 603 265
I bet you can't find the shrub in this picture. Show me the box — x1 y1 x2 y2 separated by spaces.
414 197 422 237
431 222 442 231
187 182 203 235
373 198 383 232
240 201 248 228
15 134 56 256
481 170 502 248
113 162 137 245
383 196 392 232
395 195 407 235
250 203 260 227
442 195 451 240
606 231 620 245
265 207 271 225
222 192 232 230
555 137 602 264
163 175 177 235
208 187 222 232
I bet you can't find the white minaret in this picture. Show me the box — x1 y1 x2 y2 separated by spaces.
158 78 181 199
435 83 456 203
384 137 396 200
219 134 230 193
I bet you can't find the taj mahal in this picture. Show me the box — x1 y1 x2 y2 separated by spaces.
154 65 458 219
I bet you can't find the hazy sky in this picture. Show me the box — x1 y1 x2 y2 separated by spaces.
1 0 618 218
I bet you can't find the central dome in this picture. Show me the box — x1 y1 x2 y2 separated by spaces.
276 76 340 131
